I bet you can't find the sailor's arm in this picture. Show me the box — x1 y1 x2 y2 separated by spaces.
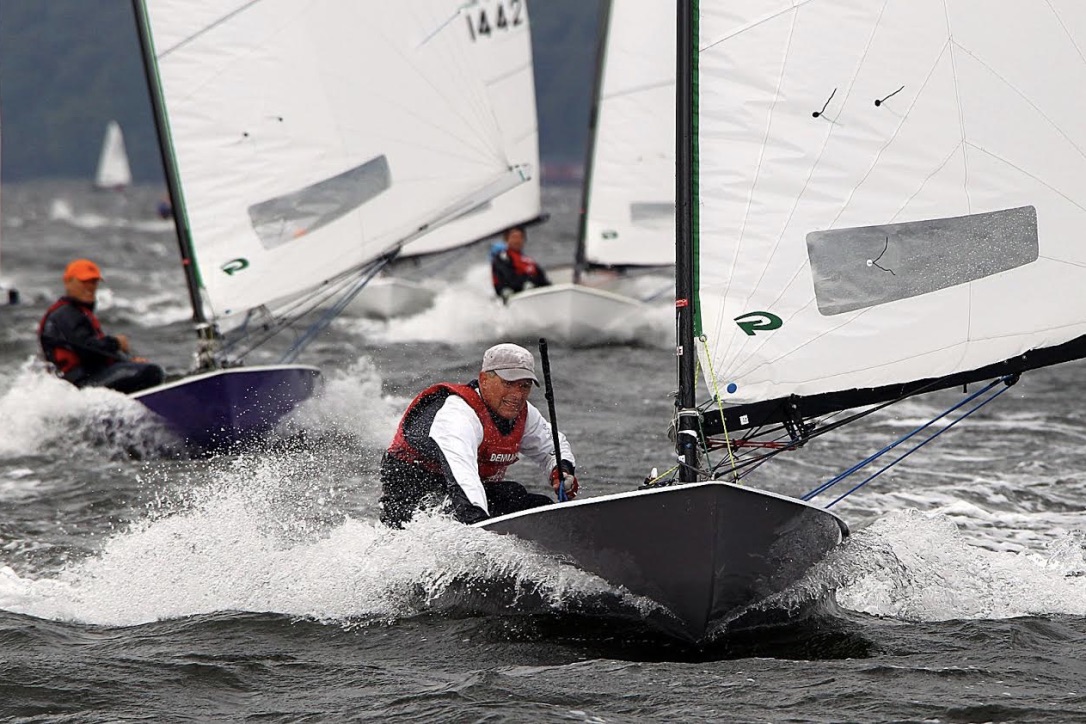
491 252 518 298
519 402 575 475
429 396 490 518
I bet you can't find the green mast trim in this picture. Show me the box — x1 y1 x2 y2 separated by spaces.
132 1 207 306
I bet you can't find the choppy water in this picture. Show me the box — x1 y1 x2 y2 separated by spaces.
1 182 1084 722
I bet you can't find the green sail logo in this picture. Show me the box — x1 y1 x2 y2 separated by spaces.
222 258 249 276
734 311 782 336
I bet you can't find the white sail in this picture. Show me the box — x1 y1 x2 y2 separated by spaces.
697 1 1086 407
395 1 540 258
140 0 539 319
581 1 675 268
94 120 132 189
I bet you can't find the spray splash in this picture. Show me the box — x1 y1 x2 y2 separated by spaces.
0 450 636 628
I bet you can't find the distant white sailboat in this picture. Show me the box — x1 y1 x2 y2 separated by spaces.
94 120 132 191
506 0 674 345
348 3 543 321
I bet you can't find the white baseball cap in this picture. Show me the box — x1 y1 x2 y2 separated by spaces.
481 343 539 385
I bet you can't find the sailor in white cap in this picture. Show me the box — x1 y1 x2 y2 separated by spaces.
380 343 578 527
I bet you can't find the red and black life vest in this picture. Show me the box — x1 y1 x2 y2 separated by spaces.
387 383 527 483
38 298 109 374
506 248 540 278
491 247 542 291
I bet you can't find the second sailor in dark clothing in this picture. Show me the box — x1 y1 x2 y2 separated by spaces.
379 343 578 527
490 225 551 302
38 258 165 394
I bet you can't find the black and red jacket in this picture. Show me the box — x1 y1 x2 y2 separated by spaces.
38 297 123 383
491 245 551 298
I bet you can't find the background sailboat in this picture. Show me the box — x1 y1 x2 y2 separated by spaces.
93 120 132 191
506 0 674 346
130 0 539 450
347 0 542 321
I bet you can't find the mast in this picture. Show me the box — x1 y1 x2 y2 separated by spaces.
675 0 699 482
130 0 207 331
572 0 613 285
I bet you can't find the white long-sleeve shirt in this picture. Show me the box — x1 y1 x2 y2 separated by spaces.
428 389 575 514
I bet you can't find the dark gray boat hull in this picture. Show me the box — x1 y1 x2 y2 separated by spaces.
477 482 848 642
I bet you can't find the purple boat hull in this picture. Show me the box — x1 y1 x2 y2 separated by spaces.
131 364 323 450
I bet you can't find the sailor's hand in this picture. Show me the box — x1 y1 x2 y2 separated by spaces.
550 466 579 500
131 356 150 363
115 334 131 353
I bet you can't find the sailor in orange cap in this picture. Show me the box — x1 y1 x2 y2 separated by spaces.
38 259 165 393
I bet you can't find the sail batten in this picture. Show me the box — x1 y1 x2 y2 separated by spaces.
697 1 1086 412
140 0 539 320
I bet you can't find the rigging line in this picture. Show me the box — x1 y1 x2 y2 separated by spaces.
803 377 1006 502
281 257 394 364
221 268 356 351
699 0 816 53
1045 0 1086 70
418 3 476 47
156 0 265 59
944 20 971 216
688 352 716 471
602 78 676 102
698 334 740 480
220 259 385 360
965 142 1086 215
707 370 980 481
954 46 1086 166
824 380 1014 508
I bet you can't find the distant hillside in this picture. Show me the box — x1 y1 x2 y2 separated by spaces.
0 0 601 182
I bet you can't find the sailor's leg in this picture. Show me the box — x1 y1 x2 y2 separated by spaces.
379 454 446 528
484 480 553 518
81 362 166 394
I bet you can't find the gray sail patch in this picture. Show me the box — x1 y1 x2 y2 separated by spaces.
806 206 1038 316
249 155 392 249
630 202 673 226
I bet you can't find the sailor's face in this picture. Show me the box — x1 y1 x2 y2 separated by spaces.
65 277 100 304
504 229 525 251
479 371 533 419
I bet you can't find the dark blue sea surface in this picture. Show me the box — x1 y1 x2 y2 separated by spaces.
1 182 1084 722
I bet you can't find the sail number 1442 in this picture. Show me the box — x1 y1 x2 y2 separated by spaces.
465 0 525 41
